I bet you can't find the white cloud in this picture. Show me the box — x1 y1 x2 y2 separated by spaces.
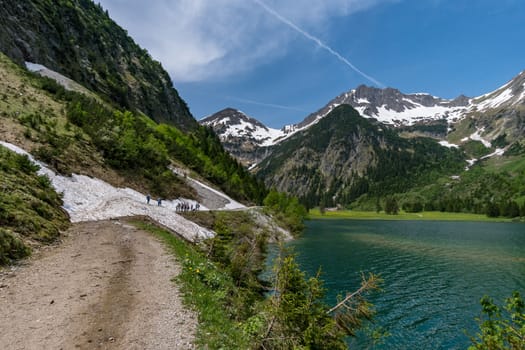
97 0 394 83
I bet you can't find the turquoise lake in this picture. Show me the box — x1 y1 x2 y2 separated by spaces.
287 220 525 349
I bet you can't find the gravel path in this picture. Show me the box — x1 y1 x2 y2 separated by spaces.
0 219 197 350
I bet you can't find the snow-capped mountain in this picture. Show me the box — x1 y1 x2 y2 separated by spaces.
294 71 525 135
471 70 525 111
200 108 284 166
202 70 525 167
201 108 284 147
296 85 470 131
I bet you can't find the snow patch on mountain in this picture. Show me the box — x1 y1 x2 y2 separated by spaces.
439 140 459 148
475 85 514 110
371 104 466 126
201 108 284 147
224 118 284 147
461 128 492 148
25 61 94 96
472 71 525 112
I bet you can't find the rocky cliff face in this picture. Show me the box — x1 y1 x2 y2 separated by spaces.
0 0 196 130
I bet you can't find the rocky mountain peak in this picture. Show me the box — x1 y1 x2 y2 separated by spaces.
201 108 268 130
294 84 472 131
471 70 525 111
200 108 285 166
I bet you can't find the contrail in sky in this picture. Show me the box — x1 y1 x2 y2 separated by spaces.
252 0 385 88
227 96 308 112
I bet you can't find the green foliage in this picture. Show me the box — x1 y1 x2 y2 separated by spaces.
399 119 448 137
461 140 492 158
402 195 424 213
138 214 381 349
65 94 266 202
0 228 31 265
257 248 347 350
255 248 382 349
205 211 269 315
258 105 466 209
0 0 196 129
264 190 307 235
384 197 399 215
0 145 69 265
352 156 525 218
469 291 525 350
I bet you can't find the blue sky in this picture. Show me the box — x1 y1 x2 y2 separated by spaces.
97 0 525 128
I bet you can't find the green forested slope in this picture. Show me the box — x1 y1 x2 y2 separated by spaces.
0 50 267 204
0 0 195 130
257 105 466 209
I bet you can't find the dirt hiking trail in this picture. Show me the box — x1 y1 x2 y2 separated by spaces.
0 219 197 350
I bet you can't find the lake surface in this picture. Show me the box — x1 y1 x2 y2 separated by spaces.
288 220 525 349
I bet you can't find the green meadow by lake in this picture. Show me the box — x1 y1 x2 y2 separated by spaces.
289 219 525 349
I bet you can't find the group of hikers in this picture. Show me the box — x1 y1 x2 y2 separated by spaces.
146 194 200 211
175 202 200 212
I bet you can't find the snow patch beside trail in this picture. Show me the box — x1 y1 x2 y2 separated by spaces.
0 141 214 242
171 167 245 210
481 148 505 159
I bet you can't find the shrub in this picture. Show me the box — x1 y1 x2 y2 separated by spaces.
0 228 31 265
469 292 525 350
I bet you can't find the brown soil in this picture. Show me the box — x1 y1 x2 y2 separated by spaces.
0 219 197 349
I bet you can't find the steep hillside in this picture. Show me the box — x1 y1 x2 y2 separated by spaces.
0 0 196 130
447 72 525 148
0 47 267 265
0 144 69 264
256 105 466 209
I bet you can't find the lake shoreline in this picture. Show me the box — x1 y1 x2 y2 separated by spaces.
293 219 525 349
307 209 524 223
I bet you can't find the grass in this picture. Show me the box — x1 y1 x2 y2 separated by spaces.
484 154 525 175
0 145 70 265
308 209 516 222
131 220 250 349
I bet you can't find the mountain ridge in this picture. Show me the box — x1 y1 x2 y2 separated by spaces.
202 69 525 168
255 104 467 208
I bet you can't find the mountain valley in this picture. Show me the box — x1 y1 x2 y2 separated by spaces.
203 71 525 213
0 1 524 349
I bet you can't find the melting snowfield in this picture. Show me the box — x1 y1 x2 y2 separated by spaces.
0 141 232 242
